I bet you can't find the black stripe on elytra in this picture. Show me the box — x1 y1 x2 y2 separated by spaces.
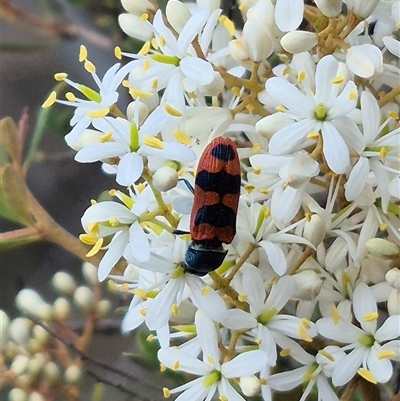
211 143 237 161
194 204 236 228
196 170 240 196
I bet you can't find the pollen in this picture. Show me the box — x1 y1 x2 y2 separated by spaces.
138 41 151 56
66 92 76 102
140 12 148 21
84 60 96 74
219 15 235 36
86 108 110 118
349 90 357 101
239 2 247 11
134 288 147 298
357 367 377 384
332 76 344 84
143 136 165 149
114 46 122 59
86 238 104 257
255 337 262 345
174 130 191 145
297 70 305 82
201 286 211 296
172 360 180 371
90 199 97 205
164 103 183 117
275 105 286 113
363 311 379 322
163 387 170 398
79 233 96 244
79 45 88 62
54 72 67 81
280 348 291 357
332 305 340 325
42 91 57 108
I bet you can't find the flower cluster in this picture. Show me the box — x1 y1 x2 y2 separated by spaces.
42 0 400 399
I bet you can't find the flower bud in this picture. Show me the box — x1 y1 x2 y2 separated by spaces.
97 300 112 318
118 14 153 42
303 214 326 246
9 318 31 346
292 270 323 300
11 355 30 376
387 289 400 316
73 286 94 311
43 361 60 385
28 392 45 401
153 166 179 192
346 0 379 18
166 0 191 33
199 72 225 96
52 272 77 295
82 262 98 286
69 129 101 151
365 238 399 259
126 101 149 126
238 375 261 397
314 0 342 17
15 289 53 321
121 0 155 14
53 298 71 321
64 365 82 384
0 310 10 351
280 31 318 54
124 263 140 281
28 353 46 378
386 268 400 290
255 113 294 140
32 325 50 345
242 20 273 62
8 388 28 401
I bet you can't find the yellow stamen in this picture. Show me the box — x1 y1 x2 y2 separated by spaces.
246 104 255 113
147 334 155 342
136 183 146 193
231 86 241 97
298 70 305 82
275 105 286 113
174 130 191 145
363 312 378 322
253 167 261 175
379 223 388 231
160 364 167 373
66 92 76 102
379 147 388 161
84 60 96 74
164 103 183 117
219 396 228 401
206 356 214 365
172 360 180 371
282 66 291 76
332 305 340 325
171 304 178 316
307 130 319 139
201 286 210 296
388 110 399 120
140 13 148 21
54 72 67 81
109 216 119 227
264 208 271 218
305 212 312 222
238 293 248 302
79 45 88 62
151 38 159 50
280 348 291 357
86 238 104 257
143 136 164 149
86 108 110 118
139 308 147 317
42 91 57 108
107 280 116 292
349 90 357 101
163 387 170 398
299 319 313 342
101 131 113 142
377 350 396 360
245 184 255 193
219 15 235 36
260 188 269 195
138 41 151 56
114 46 122 60
129 88 153 99
332 76 344 84
159 35 166 47
143 60 151 72
151 78 158 90
134 288 147 298
318 349 335 362
357 368 377 384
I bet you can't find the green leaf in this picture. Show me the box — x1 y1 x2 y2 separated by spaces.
0 117 19 164
0 229 41 251
0 164 34 226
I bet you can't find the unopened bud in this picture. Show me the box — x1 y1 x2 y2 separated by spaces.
386 268 400 290
314 0 342 17
53 298 71 321
280 31 318 54
242 20 273 62
9 318 31 346
28 353 46 378
347 0 379 18
43 361 61 385
52 272 77 295
153 166 179 192
387 289 400 315
15 289 53 321
11 355 30 376
121 0 155 14
64 365 82 384
8 388 28 401
73 286 94 311
303 214 326 246
238 375 261 397
166 0 191 33
199 72 225 96
365 238 399 258
118 14 153 42
27 392 45 401
82 262 98 285
97 300 112 317
292 270 323 300
0 310 10 350
32 325 50 345
126 101 149 126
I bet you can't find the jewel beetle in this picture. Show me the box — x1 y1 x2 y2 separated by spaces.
183 137 241 276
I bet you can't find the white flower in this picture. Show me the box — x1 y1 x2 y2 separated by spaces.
344 91 400 213
316 283 400 385
222 266 317 366
266 55 358 174
158 311 268 401
80 192 151 281
275 0 304 32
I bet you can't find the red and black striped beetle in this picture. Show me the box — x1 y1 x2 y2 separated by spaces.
183 137 241 276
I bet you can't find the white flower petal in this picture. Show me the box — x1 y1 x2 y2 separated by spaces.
332 346 364 386
180 57 215 85
375 315 400 342
75 142 126 162
195 311 220 368
116 153 143 186
383 36 400 58
242 265 266 313
275 0 303 31
259 240 287 276
265 275 295 311
128 221 150 262
268 366 309 391
346 44 383 78
367 343 393 383
222 309 257 330
353 283 377 334
218 379 245 401
314 55 339 105
316 318 364 343
345 157 369 201
221 350 268 378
